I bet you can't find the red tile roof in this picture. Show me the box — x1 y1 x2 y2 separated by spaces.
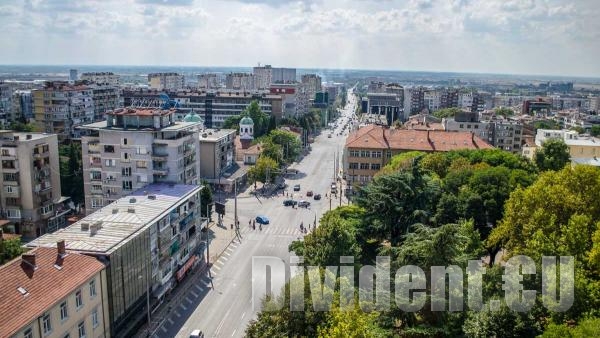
0 247 105 337
107 107 175 117
345 125 492 151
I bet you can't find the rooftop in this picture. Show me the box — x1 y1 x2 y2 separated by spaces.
78 120 201 132
345 124 492 151
107 107 174 117
0 131 55 142
27 184 201 255
0 247 105 338
199 128 237 142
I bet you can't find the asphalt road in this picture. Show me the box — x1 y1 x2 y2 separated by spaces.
162 91 358 338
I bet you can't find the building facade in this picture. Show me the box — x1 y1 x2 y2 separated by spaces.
301 74 322 100
0 132 69 239
28 184 205 338
79 108 201 214
535 129 600 159
32 82 95 141
0 245 109 338
123 89 283 128
198 129 236 182
442 113 524 153
198 73 219 90
225 73 254 90
366 93 402 125
81 72 120 86
343 125 492 184
253 65 272 90
148 73 185 91
270 83 309 118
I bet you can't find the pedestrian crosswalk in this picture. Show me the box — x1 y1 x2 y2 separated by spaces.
244 225 310 236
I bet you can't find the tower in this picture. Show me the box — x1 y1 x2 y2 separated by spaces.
239 116 254 149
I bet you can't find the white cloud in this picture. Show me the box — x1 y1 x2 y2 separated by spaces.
0 0 598 77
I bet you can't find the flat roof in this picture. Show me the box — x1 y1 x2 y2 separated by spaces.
78 120 201 132
0 131 55 141
27 184 201 255
199 129 236 142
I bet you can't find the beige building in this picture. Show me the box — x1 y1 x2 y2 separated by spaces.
32 82 95 141
0 131 70 239
532 128 600 161
0 245 109 338
198 128 236 181
343 125 492 184
79 108 202 215
148 73 184 91
28 184 205 337
301 74 322 100
81 72 120 86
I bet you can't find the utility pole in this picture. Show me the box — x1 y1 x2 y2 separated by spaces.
234 178 240 240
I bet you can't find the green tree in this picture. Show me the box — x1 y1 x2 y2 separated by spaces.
246 100 270 137
494 107 515 117
260 140 283 165
534 139 570 171
317 307 389 337
433 107 462 119
248 156 279 184
570 126 585 134
266 129 302 163
199 181 213 220
590 125 600 137
0 237 24 264
379 151 425 175
463 302 540 338
534 120 561 131
541 317 600 338
60 143 83 204
7 121 37 132
222 115 242 129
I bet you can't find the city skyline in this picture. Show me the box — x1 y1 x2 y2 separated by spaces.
0 0 598 78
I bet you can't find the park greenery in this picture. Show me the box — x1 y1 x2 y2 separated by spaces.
246 146 600 337
432 107 463 119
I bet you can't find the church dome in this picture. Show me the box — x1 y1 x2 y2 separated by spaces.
183 111 203 123
240 116 254 125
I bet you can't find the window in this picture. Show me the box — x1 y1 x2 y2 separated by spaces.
42 313 52 335
474 125 479 129
122 167 131 177
3 173 17 181
78 321 86 338
91 199 103 208
360 163 369 170
105 159 116 167
92 308 99 328
349 150 359 157
122 153 129 161
6 209 20 218
41 204 54 215
76 290 83 309
23 327 33 338
60 301 69 320
386 151 392 158
372 151 382 158
371 163 381 170
122 181 132 190
360 150 370 157
103 145 114 153
90 171 101 181
136 160 147 168
467 124 472 129
348 162 359 169
137 146 147 155
89 280 96 298
459 124 464 128
123 138 128 145
5 185 14 193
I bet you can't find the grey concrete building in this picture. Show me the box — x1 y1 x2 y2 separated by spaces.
0 131 69 239
148 73 185 91
198 128 236 183
80 108 202 215
366 92 403 124
81 72 120 86
27 183 206 338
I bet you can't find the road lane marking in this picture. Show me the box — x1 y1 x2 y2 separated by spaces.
232 329 237 337
214 260 224 267
241 311 246 319
220 256 229 262
174 311 181 317
195 285 203 292
213 264 222 270
186 297 193 304
161 326 168 333
168 318 174 325
191 290 199 297
180 304 187 310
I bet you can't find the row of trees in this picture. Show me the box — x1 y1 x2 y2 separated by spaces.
247 129 302 184
222 101 276 138
247 143 596 336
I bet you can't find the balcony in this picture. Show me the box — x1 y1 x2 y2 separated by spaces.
90 160 102 168
1 161 19 172
90 187 103 195
153 167 170 176
152 153 169 161
88 145 101 154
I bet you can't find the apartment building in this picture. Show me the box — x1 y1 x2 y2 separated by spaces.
403 87 426 118
123 89 283 128
198 73 219 89
148 73 184 91
272 67 296 83
366 92 402 125
301 74 322 100
442 112 524 153
253 65 273 90
225 72 254 90
12 90 33 121
28 183 205 338
81 72 120 86
0 132 70 239
0 245 109 338
534 129 600 160
88 84 122 121
32 82 95 141
0 82 15 127
424 90 442 112
79 108 201 214
270 83 309 118
343 125 492 184
198 128 236 182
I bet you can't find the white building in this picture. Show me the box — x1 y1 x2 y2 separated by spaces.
424 90 441 112
301 74 322 99
225 73 255 90
253 65 273 90
79 108 202 214
81 72 120 86
443 113 524 153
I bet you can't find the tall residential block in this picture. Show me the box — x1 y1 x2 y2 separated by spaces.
198 73 219 89
225 72 255 90
32 81 95 141
253 65 273 90
28 183 206 337
0 131 69 239
148 73 184 91
0 245 109 338
79 108 201 214
301 74 322 100
81 72 120 86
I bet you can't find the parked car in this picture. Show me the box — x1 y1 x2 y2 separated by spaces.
328 134 332 138
190 330 204 338
255 215 270 224
306 190 313 197
294 184 301 191
283 199 298 206
277 182 287 190
313 194 322 200
298 200 311 208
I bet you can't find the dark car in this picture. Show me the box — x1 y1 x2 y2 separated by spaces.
283 199 298 206
256 215 270 225
306 190 313 197
313 194 322 200
293 184 301 191
298 200 311 208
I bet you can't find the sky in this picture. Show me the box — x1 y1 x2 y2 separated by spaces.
0 0 598 77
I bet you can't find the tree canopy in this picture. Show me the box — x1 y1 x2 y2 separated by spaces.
534 139 570 171
247 156 279 184
433 107 462 119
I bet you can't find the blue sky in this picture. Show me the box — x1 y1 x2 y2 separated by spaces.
0 0 598 77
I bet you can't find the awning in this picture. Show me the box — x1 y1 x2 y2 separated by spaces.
176 255 198 282
54 196 71 204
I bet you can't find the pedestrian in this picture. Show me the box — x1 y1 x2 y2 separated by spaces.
230 223 233 230
249 220 251 228
253 224 256 230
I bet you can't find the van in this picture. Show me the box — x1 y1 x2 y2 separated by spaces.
190 329 204 338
